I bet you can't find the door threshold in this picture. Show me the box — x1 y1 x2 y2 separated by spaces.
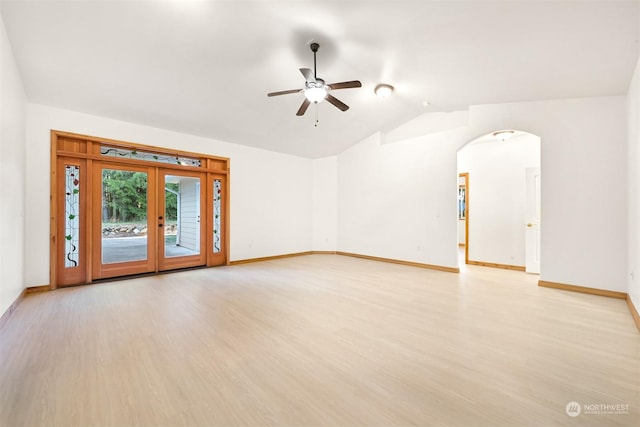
65 265 210 287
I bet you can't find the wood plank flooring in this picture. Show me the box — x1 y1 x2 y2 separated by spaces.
1 255 638 426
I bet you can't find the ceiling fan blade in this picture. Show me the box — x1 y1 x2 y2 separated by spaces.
328 80 362 90
300 68 315 83
296 99 311 116
267 88 302 97
326 94 349 112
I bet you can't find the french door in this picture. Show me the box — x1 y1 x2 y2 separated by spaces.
158 169 206 272
52 131 229 287
92 163 207 280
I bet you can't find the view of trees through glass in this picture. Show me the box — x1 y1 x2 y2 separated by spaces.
101 170 178 223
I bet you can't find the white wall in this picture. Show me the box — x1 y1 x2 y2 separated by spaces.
339 97 627 292
457 222 465 245
469 98 627 291
338 131 463 268
0 13 27 316
312 156 337 251
24 104 313 287
628 56 640 311
10 92 632 301
458 134 541 267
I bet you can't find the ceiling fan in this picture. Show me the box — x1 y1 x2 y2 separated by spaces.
267 43 362 116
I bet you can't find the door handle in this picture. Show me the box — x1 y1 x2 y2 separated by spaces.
526 223 533 227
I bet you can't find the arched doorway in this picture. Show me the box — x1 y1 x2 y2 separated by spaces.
457 130 541 274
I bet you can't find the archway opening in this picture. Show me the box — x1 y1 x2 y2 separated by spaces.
456 130 541 274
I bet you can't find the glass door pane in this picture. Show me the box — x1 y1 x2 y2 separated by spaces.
164 175 200 258
92 163 156 280
101 169 149 263
158 170 205 271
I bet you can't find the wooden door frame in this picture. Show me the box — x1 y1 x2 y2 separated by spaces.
157 168 207 272
459 172 469 265
91 162 158 280
50 130 230 288
54 157 88 286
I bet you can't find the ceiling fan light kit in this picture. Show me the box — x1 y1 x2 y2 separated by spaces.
304 83 328 103
267 42 362 116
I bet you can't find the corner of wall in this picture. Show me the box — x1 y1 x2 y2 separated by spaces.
312 156 338 251
0 12 28 318
627 54 640 308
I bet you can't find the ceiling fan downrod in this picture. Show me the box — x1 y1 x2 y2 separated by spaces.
310 42 319 81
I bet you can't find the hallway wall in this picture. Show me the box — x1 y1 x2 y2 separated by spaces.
338 96 627 292
628 55 640 312
0 14 27 317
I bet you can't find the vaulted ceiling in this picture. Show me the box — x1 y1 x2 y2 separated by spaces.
1 0 638 158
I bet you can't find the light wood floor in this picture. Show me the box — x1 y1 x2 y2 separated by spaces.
1 255 638 427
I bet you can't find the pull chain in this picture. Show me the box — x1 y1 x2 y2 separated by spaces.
314 104 319 127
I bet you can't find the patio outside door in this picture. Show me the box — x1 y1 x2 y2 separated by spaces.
158 170 206 271
92 163 205 280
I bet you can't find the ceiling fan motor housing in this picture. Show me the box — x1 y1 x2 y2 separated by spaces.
306 78 326 89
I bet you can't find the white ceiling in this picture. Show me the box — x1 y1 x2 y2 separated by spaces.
1 0 638 158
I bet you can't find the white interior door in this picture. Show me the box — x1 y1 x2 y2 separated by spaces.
525 167 541 274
